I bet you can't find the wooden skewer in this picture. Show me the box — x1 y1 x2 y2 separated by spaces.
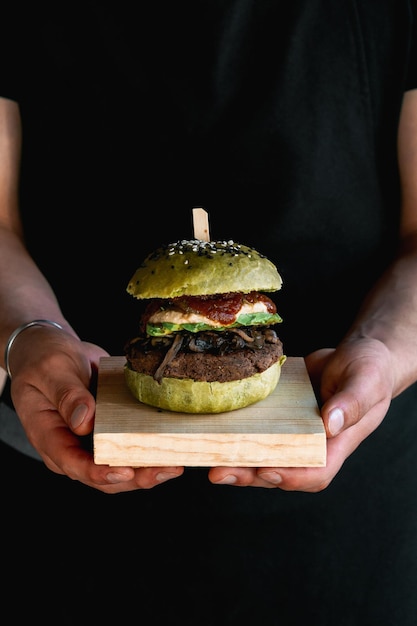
192 207 210 241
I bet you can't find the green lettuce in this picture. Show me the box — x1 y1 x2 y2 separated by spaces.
146 311 282 337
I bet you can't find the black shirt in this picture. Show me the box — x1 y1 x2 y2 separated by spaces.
2 5 417 624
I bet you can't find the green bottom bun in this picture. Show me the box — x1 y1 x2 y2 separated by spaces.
124 356 287 414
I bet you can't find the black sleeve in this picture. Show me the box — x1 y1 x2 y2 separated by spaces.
405 0 417 90
0 5 21 102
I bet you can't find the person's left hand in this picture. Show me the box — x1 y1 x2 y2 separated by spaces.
207 340 394 491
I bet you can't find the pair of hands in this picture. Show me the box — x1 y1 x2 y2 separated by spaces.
8 326 393 494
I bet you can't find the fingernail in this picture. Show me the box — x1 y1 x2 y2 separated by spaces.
106 472 130 484
259 471 282 485
156 472 181 483
70 404 88 428
328 407 344 436
215 474 238 485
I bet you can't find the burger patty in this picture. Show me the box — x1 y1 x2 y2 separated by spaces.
125 327 284 383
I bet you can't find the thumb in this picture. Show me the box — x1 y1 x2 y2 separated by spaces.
64 340 109 434
68 396 96 434
320 359 393 437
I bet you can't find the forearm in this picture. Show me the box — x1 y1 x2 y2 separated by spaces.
343 234 417 396
0 98 78 369
0 227 78 370
342 91 417 397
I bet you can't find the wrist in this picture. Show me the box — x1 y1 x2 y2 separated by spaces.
4 319 64 378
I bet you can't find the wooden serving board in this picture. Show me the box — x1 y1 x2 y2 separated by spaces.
93 356 326 467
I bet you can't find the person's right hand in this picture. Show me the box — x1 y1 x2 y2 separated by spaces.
8 324 184 493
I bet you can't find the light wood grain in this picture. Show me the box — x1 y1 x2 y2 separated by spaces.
192 207 210 241
93 356 326 467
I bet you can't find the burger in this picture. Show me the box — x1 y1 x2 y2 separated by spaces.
124 239 286 413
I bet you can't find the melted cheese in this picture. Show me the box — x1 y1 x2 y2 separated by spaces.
148 301 268 327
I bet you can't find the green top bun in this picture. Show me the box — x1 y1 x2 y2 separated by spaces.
127 239 283 299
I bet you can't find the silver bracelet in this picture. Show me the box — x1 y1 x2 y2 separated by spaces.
4 319 64 379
